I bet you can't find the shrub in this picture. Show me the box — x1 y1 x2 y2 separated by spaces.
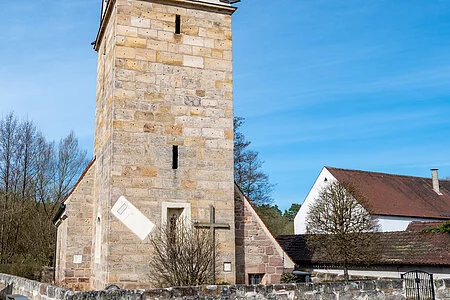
0 263 42 281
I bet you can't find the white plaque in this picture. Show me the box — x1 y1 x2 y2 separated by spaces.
111 196 155 240
73 255 82 264
223 262 232 272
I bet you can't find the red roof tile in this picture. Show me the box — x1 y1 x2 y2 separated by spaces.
277 232 450 267
406 221 447 232
326 167 450 219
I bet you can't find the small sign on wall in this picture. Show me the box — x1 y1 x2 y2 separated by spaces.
73 255 83 264
111 196 155 240
223 262 232 272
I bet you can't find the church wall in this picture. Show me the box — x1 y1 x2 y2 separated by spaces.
92 1 119 290
235 188 295 284
55 163 95 291
91 0 236 289
55 215 68 285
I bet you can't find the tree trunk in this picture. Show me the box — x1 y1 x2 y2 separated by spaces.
343 263 349 282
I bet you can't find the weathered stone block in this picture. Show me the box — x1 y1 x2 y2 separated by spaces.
117 25 138 37
205 57 232 71
183 55 204 68
116 46 136 59
117 36 147 48
142 289 172 299
183 35 205 47
130 16 150 28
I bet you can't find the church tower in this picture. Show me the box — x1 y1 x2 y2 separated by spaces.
91 0 237 289
54 0 237 290
55 0 296 288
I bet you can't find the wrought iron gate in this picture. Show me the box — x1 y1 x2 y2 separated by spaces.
401 270 435 300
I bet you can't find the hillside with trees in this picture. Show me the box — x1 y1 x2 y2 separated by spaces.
0 113 88 279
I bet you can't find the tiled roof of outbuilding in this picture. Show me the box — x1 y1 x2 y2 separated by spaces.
406 221 447 232
277 232 450 267
326 167 450 219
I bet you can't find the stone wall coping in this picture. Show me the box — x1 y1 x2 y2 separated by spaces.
0 273 71 299
2 273 450 300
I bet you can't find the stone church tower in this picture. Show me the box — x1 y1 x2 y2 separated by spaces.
55 0 237 290
54 0 295 291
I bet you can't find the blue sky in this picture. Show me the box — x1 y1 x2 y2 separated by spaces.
1 0 449 211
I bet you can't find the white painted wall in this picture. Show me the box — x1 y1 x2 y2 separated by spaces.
294 167 336 234
294 167 447 234
377 215 444 232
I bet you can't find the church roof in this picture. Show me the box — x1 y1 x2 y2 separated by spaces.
277 231 450 267
326 167 450 219
61 157 96 203
234 183 295 269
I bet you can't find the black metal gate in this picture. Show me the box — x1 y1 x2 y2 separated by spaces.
401 270 435 300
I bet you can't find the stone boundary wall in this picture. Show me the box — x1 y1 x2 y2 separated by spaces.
1 273 450 300
0 273 69 300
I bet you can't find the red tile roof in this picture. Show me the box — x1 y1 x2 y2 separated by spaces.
277 232 450 267
326 167 450 219
406 221 447 232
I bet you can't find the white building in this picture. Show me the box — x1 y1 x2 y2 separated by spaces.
294 167 450 234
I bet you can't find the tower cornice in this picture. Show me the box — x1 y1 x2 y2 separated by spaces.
94 0 237 51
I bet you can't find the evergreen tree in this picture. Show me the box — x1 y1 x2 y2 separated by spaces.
234 117 274 206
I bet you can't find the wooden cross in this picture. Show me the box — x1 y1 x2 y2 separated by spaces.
194 205 230 284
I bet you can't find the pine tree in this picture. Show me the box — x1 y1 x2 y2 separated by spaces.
234 117 274 206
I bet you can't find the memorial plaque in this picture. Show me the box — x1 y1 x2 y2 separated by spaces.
111 196 155 240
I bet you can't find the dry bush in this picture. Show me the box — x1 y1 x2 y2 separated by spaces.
148 219 216 287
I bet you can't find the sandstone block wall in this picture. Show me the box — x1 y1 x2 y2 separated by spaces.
90 0 237 289
235 187 295 284
55 162 95 291
92 0 116 289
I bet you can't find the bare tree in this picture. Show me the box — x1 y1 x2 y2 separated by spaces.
306 181 380 281
0 112 88 275
0 113 20 264
148 219 216 287
53 132 88 205
7 120 41 262
234 117 274 205
0 115 40 263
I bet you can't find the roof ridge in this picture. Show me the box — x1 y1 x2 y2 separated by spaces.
325 166 434 181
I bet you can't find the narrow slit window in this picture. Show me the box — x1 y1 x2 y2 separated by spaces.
175 15 181 34
172 145 179 169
